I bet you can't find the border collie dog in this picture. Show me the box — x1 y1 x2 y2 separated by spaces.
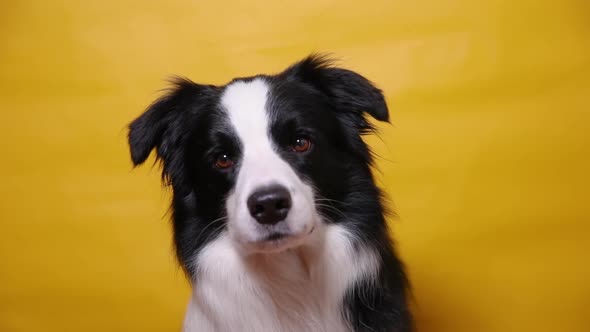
128 55 412 332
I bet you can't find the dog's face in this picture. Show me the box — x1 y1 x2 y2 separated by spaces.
128 55 389 265
221 78 320 253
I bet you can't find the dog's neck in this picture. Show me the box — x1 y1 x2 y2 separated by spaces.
183 224 380 332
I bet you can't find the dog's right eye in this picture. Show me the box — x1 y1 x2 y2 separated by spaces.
215 154 234 169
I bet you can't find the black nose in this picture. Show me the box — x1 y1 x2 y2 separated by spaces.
247 185 292 225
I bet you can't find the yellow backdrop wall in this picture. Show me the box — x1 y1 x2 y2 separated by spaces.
1 1 588 331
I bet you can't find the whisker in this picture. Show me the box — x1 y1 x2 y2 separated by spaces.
314 203 348 219
195 216 228 243
314 197 351 206
201 221 228 244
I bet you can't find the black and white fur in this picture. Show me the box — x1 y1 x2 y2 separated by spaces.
128 55 412 332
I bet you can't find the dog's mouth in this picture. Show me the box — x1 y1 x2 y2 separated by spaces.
249 232 297 253
243 226 315 254
263 232 288 241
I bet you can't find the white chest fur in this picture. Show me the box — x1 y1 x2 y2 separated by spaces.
182 225 380 332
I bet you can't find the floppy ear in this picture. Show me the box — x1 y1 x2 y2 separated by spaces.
128 94 175 166
281 54 389 133
127 77 204 167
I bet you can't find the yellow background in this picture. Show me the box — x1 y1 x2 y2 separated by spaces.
1 1 588 331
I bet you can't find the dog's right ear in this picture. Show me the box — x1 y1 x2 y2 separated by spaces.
127 77 206 166
128 94 174 166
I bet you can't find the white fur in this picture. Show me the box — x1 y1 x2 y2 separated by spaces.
183 224 380 332
221 78 317 253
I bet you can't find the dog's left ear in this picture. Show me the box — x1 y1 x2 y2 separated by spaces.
281 54 389 133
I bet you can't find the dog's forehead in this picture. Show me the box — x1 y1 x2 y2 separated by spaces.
220 78 272 148
221 78 269 116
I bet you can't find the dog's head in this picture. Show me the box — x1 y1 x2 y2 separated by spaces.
128 55 389 269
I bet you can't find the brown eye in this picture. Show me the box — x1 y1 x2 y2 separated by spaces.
291 136 312 153
215 154 234 169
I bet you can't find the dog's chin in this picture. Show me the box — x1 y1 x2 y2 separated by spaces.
238 225 316 254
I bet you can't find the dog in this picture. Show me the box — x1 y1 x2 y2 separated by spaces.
128 54 412 332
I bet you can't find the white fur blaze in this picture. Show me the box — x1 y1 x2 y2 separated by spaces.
220 78 317 251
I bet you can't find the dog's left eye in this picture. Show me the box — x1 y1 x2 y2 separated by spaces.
291 136 312 153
